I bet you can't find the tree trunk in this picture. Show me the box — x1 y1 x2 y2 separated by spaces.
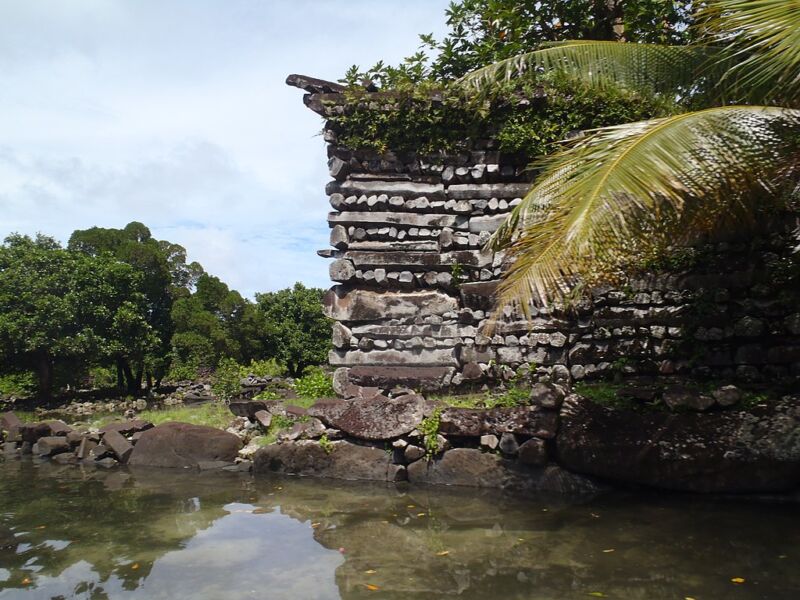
594 0 626 41
146 371 153 390
121 360 137 393
116 359 125 390
134 365 144 392
36 351 53 401
609 0 625 41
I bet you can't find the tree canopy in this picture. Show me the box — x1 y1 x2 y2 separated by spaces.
0 224 331 399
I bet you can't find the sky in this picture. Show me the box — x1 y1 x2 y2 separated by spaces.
0 0 450 297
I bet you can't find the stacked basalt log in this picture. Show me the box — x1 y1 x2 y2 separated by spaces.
289 74 800 392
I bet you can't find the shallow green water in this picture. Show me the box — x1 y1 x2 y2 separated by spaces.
0 458 797 599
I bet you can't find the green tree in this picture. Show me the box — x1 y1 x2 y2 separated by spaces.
458 0 800 309
69 221 202 389
342 0 695 85
255 283 331 378
170 274 266 374
0 235 152 399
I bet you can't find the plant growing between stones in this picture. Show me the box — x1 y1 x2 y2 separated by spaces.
318 434 334 455
419 408 443 459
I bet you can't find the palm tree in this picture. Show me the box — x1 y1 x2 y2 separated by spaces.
458 0 800 313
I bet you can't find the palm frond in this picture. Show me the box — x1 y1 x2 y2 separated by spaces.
699 0 800 105
456 41 730 99
491 106 800 310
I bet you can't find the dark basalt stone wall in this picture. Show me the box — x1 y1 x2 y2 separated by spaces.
289 75 800 393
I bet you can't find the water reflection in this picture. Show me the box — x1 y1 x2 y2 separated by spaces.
0 459 797 599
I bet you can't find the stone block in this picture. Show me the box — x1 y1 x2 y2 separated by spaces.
324 287 458 322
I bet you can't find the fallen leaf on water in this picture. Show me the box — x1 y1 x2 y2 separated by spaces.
365 584 380 591
252 508 269 514
435 551 449 556
587 593 607 598
407 505 415 508
365 569 376 574
731 577 746 584
311 522 321 528
602 549 615 553
778 555 787 559
36 525 46 530
21 578 32 585
685 596 697 600
417 513 426 517
131 563 139 570
517 538 524 542
590 513 600 519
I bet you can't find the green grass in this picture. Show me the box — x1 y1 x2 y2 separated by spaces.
92 402 235 430
430 385 530 410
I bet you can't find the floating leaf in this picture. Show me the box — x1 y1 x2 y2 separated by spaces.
731 577 746 584
587 593 607 598
685 596 697 600
311 522 321 528
131 563 139 570
436 550 450 556
407 505 415 508
365 569 376 574
602 549 615 553
21 578 32 585
35 525 46 530
417 513 426 517
365 584 380 591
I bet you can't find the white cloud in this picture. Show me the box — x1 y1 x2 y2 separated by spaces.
0 0 451 296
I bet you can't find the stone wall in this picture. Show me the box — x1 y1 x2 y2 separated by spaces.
289 74 800 392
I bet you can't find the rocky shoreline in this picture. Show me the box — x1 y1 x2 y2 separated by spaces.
2 379 798 496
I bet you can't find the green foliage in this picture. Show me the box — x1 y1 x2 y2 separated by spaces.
342 1 696 85
485 384 529 408
239 358 286 378
211 358 242 401
253 389 281 401
0 372 36 398
293 367 335 400
329 72 672 156
87 366 117 389
0 234 153 399
419 408 443 459
318 433 334 455
256 283 332 378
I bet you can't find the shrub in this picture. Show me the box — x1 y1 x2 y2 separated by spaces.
239 358 286 379
0 372 36 398
211 358 242 401
294 368 335 399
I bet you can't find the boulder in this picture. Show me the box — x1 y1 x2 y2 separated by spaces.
253 440 406 482
310 394 429 441
128 422 243 469
35 436 70 457
44 420 73 436
499 433 519 456
253 410 272 429
439 406 558 438
518 438 548 466
102 430 133 464
0 412 22 431
407 448 598 494
712 385 743 407
99 420 153 437
324 287 459 322
19 422 51 443
346 366 455 392
229 400 271 420
557 395 800 492
529 383 566 409
662 386 715 411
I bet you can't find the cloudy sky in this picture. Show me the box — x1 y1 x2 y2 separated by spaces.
0 0 450 297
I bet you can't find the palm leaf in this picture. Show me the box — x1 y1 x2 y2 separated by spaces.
491 106 800 311
456 40 731 99
698 0 800 105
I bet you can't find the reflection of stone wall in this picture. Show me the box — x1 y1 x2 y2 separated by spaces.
290 75 800 392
